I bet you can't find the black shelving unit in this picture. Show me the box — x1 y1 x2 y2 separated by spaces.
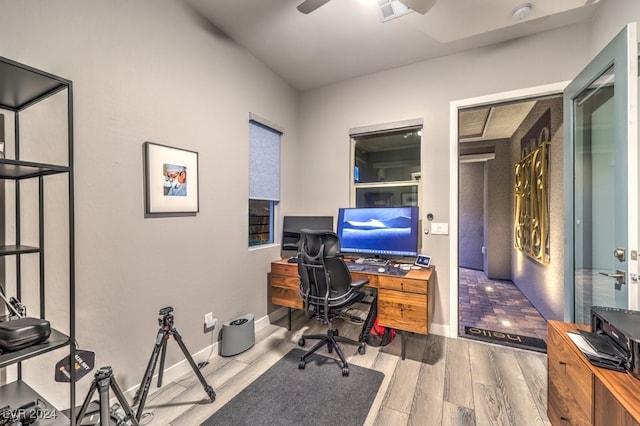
0 56 75 423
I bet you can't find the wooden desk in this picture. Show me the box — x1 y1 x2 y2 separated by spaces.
547 320 640 425
270 258 435 358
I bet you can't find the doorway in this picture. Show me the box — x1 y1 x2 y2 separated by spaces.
449 24 639 351
453 89 566 352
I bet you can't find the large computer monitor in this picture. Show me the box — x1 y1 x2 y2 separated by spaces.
336 206 419 258
282 215 334 251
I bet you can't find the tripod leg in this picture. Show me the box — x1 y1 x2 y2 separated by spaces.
172 328 216 401
110 376 140 426
133 328 166 407
75 379 98 424
96 373 112 426
157 333 167 388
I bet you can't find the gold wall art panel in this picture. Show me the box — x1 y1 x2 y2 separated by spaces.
514 142 550 264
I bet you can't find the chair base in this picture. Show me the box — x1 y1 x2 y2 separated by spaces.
297 328 366 376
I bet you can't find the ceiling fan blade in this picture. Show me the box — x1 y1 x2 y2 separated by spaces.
399 0 437 14
297 0 332 14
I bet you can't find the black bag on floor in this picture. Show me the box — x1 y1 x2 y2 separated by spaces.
359 295 396 346
0 317 51 352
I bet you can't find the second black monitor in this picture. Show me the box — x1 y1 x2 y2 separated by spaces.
282 215 334 251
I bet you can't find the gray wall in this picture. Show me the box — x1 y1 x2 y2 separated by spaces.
0 0 638 408
485 139 512 280
295 0 640 331
297 24 592 332
0 0 297 407
510 98 565 320
459 162 483 270
459 138 512 280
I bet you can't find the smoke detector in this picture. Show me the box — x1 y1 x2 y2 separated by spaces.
512 3 532 20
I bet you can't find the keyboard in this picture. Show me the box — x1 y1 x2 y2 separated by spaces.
347 263 366 271
357 257 390 267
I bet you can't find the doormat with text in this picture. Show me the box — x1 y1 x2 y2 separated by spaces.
464 326 547 353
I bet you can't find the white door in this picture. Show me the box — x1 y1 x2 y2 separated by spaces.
564 24 639 323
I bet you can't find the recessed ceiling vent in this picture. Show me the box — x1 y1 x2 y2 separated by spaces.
378 0 412 22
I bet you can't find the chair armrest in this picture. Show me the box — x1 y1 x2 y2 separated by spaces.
350 278 369 289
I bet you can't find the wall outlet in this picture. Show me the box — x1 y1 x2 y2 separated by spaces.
203 312 218 333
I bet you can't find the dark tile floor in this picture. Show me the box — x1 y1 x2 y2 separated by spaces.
458 267 548 343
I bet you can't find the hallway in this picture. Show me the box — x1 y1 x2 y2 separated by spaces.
458 267 548 348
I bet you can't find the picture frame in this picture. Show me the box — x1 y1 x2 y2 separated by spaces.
401 192 418 206
144 141 199 216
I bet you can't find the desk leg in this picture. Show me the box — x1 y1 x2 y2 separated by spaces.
401 331 406 360
288 308 292 331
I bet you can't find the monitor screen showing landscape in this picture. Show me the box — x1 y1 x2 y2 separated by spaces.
282 215 334 251
336 206 419 257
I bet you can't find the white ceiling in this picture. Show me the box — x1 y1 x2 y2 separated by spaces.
185 0 602 92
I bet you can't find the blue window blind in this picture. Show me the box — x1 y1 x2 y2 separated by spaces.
249 120 281 201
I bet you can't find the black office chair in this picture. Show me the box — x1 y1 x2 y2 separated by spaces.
297 229 368 376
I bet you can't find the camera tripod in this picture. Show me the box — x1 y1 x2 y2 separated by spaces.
76 366 139 426
133 307 216 421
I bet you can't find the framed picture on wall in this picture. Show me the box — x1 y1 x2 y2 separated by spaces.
144 141 199 216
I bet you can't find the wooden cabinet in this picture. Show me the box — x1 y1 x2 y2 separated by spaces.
547 321 640 426
594 376 639 426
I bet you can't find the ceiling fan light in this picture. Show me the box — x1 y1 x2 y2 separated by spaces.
512 3 532 20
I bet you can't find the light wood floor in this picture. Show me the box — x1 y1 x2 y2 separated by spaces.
138 310 551 425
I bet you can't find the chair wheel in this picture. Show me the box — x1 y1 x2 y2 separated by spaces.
299 360 306 369
298 338 306 347
328 346 333 353
358 344 366 355
334 329 339 336
342 367 349 376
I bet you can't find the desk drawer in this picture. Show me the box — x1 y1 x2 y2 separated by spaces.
271 262 298 277
378 276 426 294
377 288 427 334
271 273 303 309
547 327 593 424
352 271 378 287
548 377 591 426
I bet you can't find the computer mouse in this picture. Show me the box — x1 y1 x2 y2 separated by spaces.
377 267 386 273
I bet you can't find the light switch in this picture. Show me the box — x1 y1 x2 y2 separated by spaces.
431 222 449 235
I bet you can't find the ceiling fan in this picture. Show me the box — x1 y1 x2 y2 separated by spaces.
297 0 437 15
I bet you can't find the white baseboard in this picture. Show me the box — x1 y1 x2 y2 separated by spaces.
429 322 450 337
267 307 289 323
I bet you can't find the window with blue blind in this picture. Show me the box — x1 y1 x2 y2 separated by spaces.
249 116 281 247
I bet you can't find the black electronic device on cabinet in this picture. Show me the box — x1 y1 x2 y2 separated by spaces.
591 306 640 378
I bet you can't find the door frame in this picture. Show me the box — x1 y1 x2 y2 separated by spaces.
448 81 568 339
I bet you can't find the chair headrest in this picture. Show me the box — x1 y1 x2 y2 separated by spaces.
299 229 341 257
